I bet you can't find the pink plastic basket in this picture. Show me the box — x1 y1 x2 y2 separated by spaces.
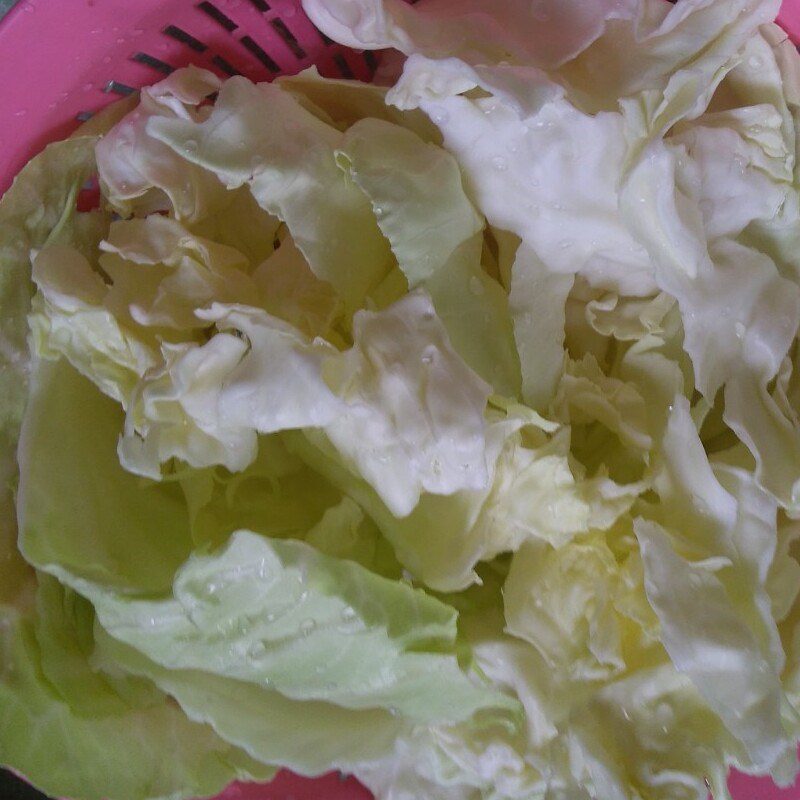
2 1 800 799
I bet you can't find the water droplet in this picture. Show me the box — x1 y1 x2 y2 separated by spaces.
132 27 144 36
431 458 442 476
694 496 709 516
90 27 103 34
491 155 508 172
401 569 414 583
13 109 26 117
206 582 219 595
430 107 449 125
735 321 746 339
184 139 198 153
388 706 399 716
469 275 485 295
115 36 125 44
102 55 112 64
22 1 35 12
374 205 384 219
421 346 436 365
553 202 564 211
266 612 276 622
341 606 357 622
533 598 543 608
655 701 673 728
299 618 316 636
82 82 94 92
248 640 266 658
748 55 764 70
559 239 574 250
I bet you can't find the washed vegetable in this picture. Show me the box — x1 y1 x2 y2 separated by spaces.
2 0 800 798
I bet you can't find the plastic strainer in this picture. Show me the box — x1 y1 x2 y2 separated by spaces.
2 1 800 799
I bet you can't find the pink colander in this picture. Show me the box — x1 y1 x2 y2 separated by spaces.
2 1 800 799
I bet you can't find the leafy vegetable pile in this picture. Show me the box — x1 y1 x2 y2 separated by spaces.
2 0 800 797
